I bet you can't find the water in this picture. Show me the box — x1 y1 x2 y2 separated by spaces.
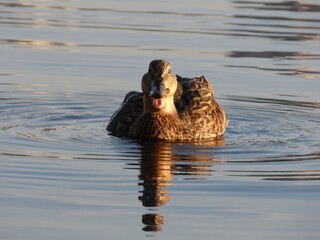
1 0 320 239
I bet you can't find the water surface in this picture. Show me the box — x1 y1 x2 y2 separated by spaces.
1 0 320 239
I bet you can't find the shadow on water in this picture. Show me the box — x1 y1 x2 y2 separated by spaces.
126 139 225 232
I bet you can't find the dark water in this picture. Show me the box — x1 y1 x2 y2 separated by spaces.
1 0 320 239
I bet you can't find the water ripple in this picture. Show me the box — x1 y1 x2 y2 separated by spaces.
1 1 320 237
1 87 319 180
234 1 320 12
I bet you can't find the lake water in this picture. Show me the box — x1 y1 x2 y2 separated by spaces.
1 0 320 239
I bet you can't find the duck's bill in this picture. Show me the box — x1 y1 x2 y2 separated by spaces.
152 97 165 109
149 80 166 99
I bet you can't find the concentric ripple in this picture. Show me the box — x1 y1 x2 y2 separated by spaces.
1 82 319 182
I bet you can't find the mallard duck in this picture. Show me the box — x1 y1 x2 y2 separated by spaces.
107 59 228 141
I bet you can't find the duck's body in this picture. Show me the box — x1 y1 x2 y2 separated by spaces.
107 60 228 142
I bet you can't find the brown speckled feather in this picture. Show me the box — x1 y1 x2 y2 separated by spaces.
175 75 228 139
107 91 143 137
129 112 188 140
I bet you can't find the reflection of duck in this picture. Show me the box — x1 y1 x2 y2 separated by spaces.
142 214 164 232
138 142 172 208
135 140 225 232
107 59 228 141
138 142 172 233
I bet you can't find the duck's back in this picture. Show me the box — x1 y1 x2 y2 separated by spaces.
175 75 228 139
107 91 143 137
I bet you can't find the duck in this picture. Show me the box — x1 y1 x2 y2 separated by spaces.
107 59 228 142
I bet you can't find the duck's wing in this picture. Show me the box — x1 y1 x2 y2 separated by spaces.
175 75 228 138
175 75 213 112
107 91 143 137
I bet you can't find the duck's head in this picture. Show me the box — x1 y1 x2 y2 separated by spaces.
141 60 178 114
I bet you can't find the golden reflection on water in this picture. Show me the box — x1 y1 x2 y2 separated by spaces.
0 2 77 11
139 142 172 208
0 38 77 48
137 139 225 232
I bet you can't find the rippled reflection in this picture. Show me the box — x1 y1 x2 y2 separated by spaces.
0 2 77 11
0 38 76 47
224 95 320 109
137 142 173 232
142 213 164 232
227 1 320 78
227 51 320 78
138 142 172 208
228 51 320 60
234 1 320 12
131 140 225 232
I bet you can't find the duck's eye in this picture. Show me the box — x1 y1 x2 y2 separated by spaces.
168 69 171 74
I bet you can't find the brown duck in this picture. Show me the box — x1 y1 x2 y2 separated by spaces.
107 59 228 142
